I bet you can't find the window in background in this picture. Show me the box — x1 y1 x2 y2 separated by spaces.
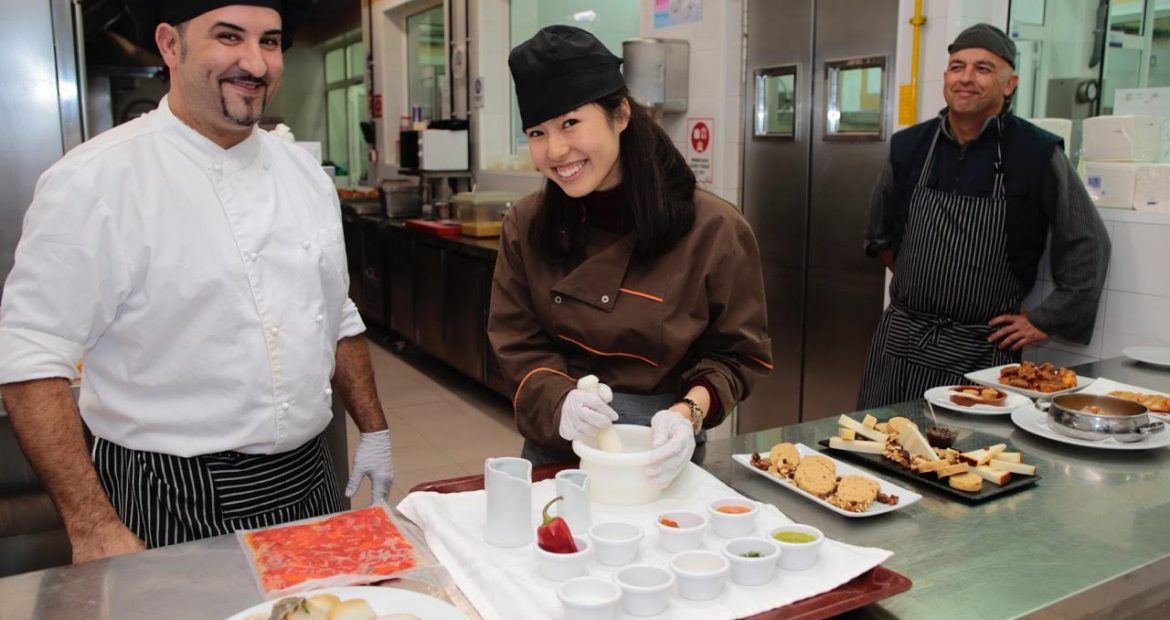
753 66 797 139
508 0 640 153
407 5 447 122
824 58 886 140
325 34 367 184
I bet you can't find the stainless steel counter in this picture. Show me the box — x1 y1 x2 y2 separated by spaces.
2 358 1169 618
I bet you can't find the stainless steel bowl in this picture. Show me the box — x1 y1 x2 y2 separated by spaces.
1046 394 1165 443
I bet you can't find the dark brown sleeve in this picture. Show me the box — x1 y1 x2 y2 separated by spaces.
680 218 773 428
487 212 576 450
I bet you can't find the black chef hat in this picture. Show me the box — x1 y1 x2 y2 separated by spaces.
509 25 626 130
126 0 315 53
947 23 1017 69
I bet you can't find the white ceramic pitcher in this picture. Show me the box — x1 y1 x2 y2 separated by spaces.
484 457 533 547
554 469 591 533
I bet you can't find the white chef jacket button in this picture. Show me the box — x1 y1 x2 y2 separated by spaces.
280 402 290 411
324 387 333 396
249 252 259 261
601 295 610 304
554 296 562 304
270 326 279 335
315 314 324 323
302 240 311 250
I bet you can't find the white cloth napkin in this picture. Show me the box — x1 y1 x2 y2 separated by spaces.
397 463 893 620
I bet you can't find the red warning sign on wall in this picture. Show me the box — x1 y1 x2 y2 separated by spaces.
686 117 714 184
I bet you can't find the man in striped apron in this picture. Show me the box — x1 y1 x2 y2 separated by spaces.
0 1 394 562
857 24 1110 409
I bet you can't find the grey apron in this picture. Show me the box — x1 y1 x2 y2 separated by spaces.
522 392 708 465
857 122 1024 409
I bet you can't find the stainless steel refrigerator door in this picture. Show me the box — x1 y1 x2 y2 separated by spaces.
0 0 82 296
802 0 898 421
738 0 815 433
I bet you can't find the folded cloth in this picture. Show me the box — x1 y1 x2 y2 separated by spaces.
397 463 894 620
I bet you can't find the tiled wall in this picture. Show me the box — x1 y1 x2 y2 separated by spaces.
1024 209 1170 367
638 0 744 205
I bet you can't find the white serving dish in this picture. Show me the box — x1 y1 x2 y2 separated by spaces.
1123 346 1170 369
573 424 662 505
615 564 674 617
732 444 922 517
923 385 1032 416
535 534 592 581
964 364 1094 399
225 586 468 620
557 576 621 620
669 550 729 601
722 537 782 586
1011 405 1170 451
588 521 643 567
770 524 824 571
654 509 708 553
706 497 760 538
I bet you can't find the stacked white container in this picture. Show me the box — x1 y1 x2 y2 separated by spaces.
1079 114 1170 211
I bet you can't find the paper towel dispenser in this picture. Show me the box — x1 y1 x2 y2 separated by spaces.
622 38 689 113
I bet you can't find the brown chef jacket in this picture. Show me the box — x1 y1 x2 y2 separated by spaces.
488 188 773 450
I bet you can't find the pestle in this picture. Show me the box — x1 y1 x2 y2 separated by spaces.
578 375 623 452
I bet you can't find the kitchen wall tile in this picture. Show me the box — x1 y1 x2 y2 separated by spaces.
920 21 950 82
1100 291 1170 358
1105 221 1170 297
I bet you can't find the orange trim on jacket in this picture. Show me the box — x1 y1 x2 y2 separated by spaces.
558 335 660 367
746 355 774 370
618 287 664 303
513 367 573 416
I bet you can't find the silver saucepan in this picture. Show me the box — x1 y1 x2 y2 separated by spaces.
1045 394 1165 443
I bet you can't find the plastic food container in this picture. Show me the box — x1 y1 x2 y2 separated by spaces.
453 191 522 237
573 425 662 505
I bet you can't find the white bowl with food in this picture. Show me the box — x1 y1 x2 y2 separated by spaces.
721 537 782 586
706 498 759 538
770 524 824 571
669 550 729 601
614 564 674 617
588 520 643 566
573 424 661 505
557 576 622 620
654 509 708 553
535 534 592 581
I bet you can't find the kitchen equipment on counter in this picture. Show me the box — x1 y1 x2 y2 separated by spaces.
573 424 662 505
382 181 422 218
453 191 522 237
399 123 470 172
338 186 382 215
1045 394 1164 443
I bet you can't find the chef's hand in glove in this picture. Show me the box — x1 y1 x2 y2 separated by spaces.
645 410 696 488
346 429 395 504
558 382 617 441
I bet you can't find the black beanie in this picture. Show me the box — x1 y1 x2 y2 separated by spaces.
948 23 1017 68
509 25 626 130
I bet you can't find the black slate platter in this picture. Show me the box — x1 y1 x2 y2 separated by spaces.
817 409 1040 503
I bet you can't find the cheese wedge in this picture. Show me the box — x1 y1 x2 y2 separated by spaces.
990 459 1036 476
973 466 1012 486
897 423 940 461
838 415 888 443
995 452 1023 463
862 414 878 429
935 462 971 479
959 449 992 466
839 428 857 441
985 443 1007 460
829 436 885 455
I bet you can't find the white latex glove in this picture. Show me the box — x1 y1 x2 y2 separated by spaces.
645 410 696 488
346 430 395 504
558 382 617 441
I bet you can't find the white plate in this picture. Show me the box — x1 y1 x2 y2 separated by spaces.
1123 346 1170 369
1079 377 1170 423
1010 406 1170 451
732 444 922 518
964 364 1094 400
225 586 469 620
923 385 1032 416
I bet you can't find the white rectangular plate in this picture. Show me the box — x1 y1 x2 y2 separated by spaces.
964 364 1094 400
733 444 922 518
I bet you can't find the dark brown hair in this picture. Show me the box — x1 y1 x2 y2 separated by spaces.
530 88 696 260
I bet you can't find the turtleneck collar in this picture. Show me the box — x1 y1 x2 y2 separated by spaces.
579 184 630 233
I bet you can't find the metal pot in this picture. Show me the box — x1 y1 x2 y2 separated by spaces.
382 182 422 218
1045 394 1165 443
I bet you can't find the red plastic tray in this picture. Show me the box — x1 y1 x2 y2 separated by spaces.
405 218 462 238
411 463 911 620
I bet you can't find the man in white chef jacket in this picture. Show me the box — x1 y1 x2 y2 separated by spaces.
0 0 394 563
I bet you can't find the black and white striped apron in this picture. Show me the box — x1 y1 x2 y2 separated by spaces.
857 123 1024 409
93 433 343 548
522 392 707 465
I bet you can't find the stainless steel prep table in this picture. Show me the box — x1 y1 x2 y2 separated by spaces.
2 358 1169 619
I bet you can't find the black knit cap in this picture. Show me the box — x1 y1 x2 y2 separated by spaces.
947 23 1017 68
509 25 626 130
126 0 315 52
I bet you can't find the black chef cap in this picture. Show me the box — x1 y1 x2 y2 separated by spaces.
509 25 626 130
947 23 1016 69
126 0 315 52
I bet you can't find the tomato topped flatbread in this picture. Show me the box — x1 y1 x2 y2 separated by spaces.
242 505 417 594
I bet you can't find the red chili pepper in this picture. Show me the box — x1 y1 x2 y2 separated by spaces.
537 496 578 554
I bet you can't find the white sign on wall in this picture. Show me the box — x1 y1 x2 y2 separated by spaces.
686 117 715 185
